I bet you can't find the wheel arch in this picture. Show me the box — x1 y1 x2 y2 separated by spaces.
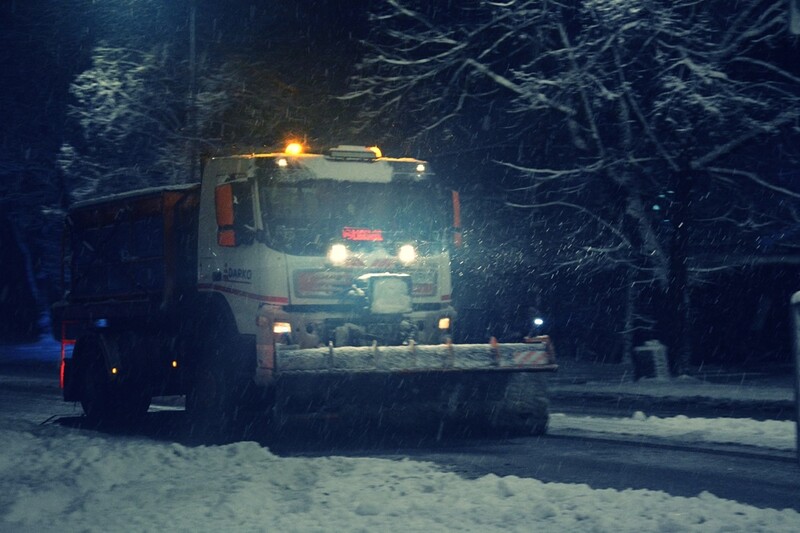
180 291 241 357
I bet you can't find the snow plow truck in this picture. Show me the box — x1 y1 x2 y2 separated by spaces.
52 143 557 436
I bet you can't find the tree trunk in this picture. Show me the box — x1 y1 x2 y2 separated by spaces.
0 215 40 342
622 271 637 368
665 168 692 375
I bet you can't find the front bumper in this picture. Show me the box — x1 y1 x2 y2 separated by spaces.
254 331 557 386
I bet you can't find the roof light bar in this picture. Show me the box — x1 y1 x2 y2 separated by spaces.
327 145 380 161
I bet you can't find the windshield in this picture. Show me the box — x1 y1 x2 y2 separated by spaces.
258 179 450 255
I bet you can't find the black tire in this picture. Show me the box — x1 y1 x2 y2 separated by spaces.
185 333 251 441
490 374 550 437
80 354 114 422
78 334 151 424
503 410 549 437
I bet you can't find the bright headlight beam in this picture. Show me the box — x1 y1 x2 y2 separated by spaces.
273 322 292 334
328 243 349 265
398 244 417 264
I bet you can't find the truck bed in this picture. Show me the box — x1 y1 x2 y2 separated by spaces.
63 184 200 306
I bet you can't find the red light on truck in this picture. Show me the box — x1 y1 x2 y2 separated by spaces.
342 227 383 242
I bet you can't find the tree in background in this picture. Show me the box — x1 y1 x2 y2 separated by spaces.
59 1 362 203
347 0 800 372
58 44 186 199
2 0 371 337
0 0 89 337
0 215 40 342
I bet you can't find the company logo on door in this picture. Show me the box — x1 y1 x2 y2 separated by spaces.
223 264 253 283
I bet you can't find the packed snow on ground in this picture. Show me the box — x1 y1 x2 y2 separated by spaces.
550 411 797 451
2 338 799 531
0 414 798 532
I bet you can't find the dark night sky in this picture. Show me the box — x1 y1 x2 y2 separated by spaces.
1 1 799 364
0 0 373 339
0 0 371 170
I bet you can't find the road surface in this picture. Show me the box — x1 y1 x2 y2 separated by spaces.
2 358 798 512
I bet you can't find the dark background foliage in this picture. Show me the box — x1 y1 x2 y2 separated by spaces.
1 1 798 372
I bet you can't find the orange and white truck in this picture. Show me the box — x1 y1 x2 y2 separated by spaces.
52 143 556 435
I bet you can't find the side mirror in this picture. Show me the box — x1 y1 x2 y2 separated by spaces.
215 181 256 247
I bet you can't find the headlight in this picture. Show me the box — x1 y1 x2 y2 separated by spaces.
438 317 451 330
273 322 292 334
398 244 417 265
328 243 349 265
273 321 292 345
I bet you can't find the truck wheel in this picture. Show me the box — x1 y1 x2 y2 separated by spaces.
185 336 244 440
81 355 114 422
493 373 550 436
512 410 549 437
79 334 151 424
81 360 151 424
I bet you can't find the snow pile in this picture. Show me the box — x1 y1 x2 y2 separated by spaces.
2 421 798 532
551 377 793 404
551 411 797 451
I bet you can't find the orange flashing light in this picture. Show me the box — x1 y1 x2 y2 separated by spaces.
452 190 463 248
285 142 303 155
218 228 236 247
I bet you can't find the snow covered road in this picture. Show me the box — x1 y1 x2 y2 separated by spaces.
1 358 800 532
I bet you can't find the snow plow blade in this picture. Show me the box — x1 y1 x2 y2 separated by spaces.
272 336 557 376
263 337 557 436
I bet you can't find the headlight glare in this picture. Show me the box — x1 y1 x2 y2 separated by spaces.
273 322 292 334
398 244 417 265
328 243 349 265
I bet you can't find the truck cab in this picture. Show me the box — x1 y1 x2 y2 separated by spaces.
198 143 457 350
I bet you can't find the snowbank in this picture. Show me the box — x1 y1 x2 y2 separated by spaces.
1 420 798 533
550 411 796 451
550 375 793 404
